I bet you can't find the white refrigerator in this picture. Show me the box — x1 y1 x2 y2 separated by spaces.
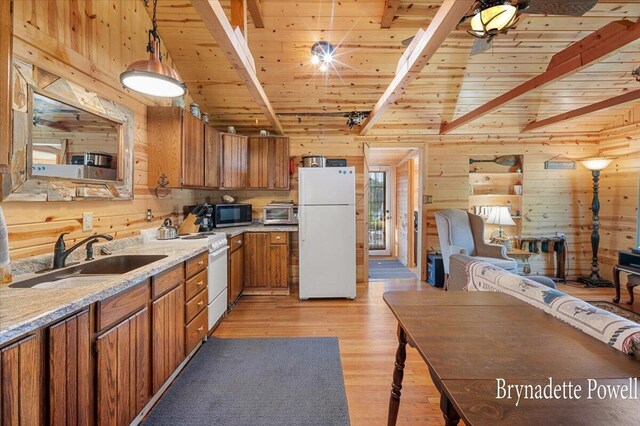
298 167 356 299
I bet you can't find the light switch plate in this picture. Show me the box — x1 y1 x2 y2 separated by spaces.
82 212 94 232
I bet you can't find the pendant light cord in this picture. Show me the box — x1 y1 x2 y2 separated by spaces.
144 0 162 60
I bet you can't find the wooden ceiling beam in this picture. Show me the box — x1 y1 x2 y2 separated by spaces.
441 19 640 135
231 0 247 37
381 0 401 29
247 0 265 29
190 0 284 135
523 90 640 133
360 0 475 135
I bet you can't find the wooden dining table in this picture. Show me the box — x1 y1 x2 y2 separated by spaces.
383 291 640 425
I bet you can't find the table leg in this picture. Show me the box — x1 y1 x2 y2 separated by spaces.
387 324 407 426
439 391 461 426
612 266 621 303
627 279 637 306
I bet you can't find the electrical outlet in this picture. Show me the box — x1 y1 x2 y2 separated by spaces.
82 212 94 232
425 195 433 204
146 209 153 222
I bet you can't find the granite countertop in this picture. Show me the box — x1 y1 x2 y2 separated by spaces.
219 224 299 238
0 239 210 346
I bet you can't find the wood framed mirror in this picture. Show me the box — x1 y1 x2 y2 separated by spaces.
2 59 135 201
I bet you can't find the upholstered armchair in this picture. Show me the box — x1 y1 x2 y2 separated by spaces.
435 209 517 274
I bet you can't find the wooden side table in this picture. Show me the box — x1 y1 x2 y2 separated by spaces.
507 249 534 275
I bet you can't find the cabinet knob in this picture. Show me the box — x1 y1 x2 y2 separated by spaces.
197 301 204 307
198 260 205 266
236 240 242 244
197 326 204 332
276 236 280 239
197 281 204 287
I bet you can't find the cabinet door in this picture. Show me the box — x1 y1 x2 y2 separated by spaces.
204 125 221 188
228 246 244 307
147 107 183 189
269 243 289 288
151 284 185 394
181 112 204 187
244 233 269 288
247 137 268 189
0 0 11 172
49 310 92 426
270 137 290 190
97 308 150 426
0 333 44 425
220 134 248 189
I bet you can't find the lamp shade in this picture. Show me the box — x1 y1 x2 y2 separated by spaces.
581 158 612 171
120 40 186 98
470 3 518 36
486 206 516 226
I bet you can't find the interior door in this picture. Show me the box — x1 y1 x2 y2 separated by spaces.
368 167 393 256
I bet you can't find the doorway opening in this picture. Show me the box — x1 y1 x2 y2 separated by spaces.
366 147 422 281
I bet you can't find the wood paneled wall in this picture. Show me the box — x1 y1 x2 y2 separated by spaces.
598 119 640 281
4 0 209 260
423 139 600 279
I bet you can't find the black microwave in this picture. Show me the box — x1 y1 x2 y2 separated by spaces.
213 203 252 228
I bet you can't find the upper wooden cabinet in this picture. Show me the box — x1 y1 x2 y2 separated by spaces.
0 0 12 173
247 137 290 190
204 126 221 188
220 134 248 189
148 106 209 189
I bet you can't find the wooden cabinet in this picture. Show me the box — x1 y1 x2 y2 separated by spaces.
96 308 150 426
243 232 290 295
0 0 12 173
247 137 290 190
204 125 221 188
228 235 244 308
182 112 205 187
184 253 208 354
248 137 269 189
48 310 92 425
220 134 248 189
147 106 205 189
151 284 185 394
0 332 44 425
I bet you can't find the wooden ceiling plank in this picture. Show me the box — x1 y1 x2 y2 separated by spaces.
247 0 265 29
440 19 640 135
381 0 401 29
523 89 640 132
190 0 284 135
360 0 475 135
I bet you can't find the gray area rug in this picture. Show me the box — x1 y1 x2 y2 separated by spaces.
144 337 350 426
589 301 640 323
369 259 416 279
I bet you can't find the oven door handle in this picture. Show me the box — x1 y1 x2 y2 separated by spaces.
210 246 229 258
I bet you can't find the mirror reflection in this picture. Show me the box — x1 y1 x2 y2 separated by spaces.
31 92 121 181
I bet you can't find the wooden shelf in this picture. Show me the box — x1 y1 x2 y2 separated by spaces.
469 194 522 197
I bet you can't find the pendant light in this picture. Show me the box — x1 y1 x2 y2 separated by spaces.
120 0 186 98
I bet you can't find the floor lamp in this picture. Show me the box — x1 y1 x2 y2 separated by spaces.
578 158 613 288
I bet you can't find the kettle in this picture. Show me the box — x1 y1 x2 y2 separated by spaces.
157 218 179 240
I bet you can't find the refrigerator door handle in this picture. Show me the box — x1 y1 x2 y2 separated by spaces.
300 206 306 242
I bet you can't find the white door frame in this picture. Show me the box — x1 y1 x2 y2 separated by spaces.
368 166 395 256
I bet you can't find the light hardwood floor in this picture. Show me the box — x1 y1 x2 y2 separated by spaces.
212 279 635 425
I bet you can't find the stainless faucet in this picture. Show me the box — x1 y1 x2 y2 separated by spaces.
53 232 113 269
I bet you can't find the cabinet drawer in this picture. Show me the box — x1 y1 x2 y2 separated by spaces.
185 288 207 323
152 263 184 298
185 269 207 302
270 232 288 245
229 235 244 253
97 280 150 332
185 308 208 354
186 252 208 278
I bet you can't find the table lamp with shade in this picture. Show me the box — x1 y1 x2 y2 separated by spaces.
578 157 613 288
486 206 516 249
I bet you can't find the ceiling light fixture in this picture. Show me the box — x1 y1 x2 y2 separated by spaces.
346 111 368 129
469 1 519 39
311 41 335 72
120 0 186 98
633 66 640 83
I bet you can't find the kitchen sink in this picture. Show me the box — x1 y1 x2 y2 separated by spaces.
9 254 168 289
